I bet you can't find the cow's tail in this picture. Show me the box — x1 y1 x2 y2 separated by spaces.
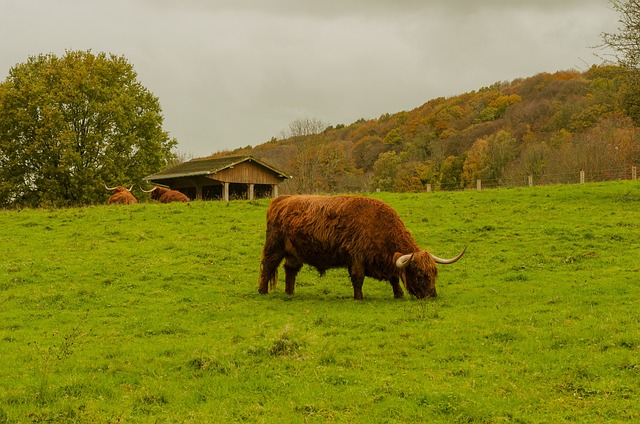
268 266 279 291
258 247 283 293
258 259 279 293
258 228 285 294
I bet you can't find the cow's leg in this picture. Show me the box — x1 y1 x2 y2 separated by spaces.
350 274 365 300
284 256 302 295
390 276 405 299
349 263 365 300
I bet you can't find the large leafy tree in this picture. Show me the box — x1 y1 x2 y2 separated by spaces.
0 50 176 207
601 0 640 123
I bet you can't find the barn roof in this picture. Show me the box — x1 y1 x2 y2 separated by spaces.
144 155 290 181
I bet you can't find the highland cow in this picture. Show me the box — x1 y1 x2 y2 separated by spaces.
258 195 466 300
141 186 189 203
104 184 138 205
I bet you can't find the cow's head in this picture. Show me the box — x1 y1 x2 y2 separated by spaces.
140 186 169 200
395 246 467 299
104 184 134 193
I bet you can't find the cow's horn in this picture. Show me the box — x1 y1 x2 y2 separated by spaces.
140 186 157 193
127 184 134 191
104 183 117 191
429 244 467 264
395 252 415 269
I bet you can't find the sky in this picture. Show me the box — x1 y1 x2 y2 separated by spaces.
0 0 620 158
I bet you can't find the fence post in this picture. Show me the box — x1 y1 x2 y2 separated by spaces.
633 166 637 180
580 170 585 184
426 184 432 193
528 175 533 187
477 179 482 191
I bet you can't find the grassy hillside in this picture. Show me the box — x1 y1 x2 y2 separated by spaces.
1 181 640 422
229 66 640 193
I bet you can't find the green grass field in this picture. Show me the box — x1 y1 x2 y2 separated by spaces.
1 181 639 423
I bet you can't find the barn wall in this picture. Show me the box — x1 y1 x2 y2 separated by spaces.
213 162 282 184
158 176 214 188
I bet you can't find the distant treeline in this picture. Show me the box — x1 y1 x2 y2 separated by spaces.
225 65 640 193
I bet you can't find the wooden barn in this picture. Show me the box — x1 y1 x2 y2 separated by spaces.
143 156 290 201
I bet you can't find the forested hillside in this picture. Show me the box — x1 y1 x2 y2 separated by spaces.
226 65 640 193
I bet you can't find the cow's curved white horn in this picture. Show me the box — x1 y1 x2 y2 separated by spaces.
430 245 467 264
140 186 157 193
395 252 415 269
127 184 135 191
104 183 117 191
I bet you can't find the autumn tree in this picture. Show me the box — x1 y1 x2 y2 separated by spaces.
288 144 322 193
317 141 356 192
575 114 640 180
282 117 330 193
509 140 549 184
281 117 327 139
484 130 517 185
462 138 488 188
352 135 388 172
0 50 176 207
394 160 435 192
439 155 465 190
371 151 402 191
383 128 403 145
477 94 522 122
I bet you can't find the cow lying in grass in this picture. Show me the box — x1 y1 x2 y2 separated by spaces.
104 184 137 205
141 186 189 203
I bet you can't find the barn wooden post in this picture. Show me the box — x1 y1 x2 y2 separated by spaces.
223 182 229 202
248 184 255 200
196 185 202 200
272 184 279 198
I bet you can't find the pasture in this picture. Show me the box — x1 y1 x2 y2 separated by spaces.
1 181 639 423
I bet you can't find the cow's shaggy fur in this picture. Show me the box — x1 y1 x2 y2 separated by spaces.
149 187 189 203
258 195 453 300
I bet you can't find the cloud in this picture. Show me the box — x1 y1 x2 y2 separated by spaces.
139 0 606 17
0 0 620 156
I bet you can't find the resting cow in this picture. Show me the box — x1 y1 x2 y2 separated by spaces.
258 195 466 300
141 186 189 203
104 184 138 205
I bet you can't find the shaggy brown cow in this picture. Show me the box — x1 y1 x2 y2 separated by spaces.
258 195 466 300
141 186 189 203
104 184 138 205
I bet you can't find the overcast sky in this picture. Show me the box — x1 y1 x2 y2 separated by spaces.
1 0 619 157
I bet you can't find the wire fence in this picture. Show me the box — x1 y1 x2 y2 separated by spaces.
427 166 639 192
